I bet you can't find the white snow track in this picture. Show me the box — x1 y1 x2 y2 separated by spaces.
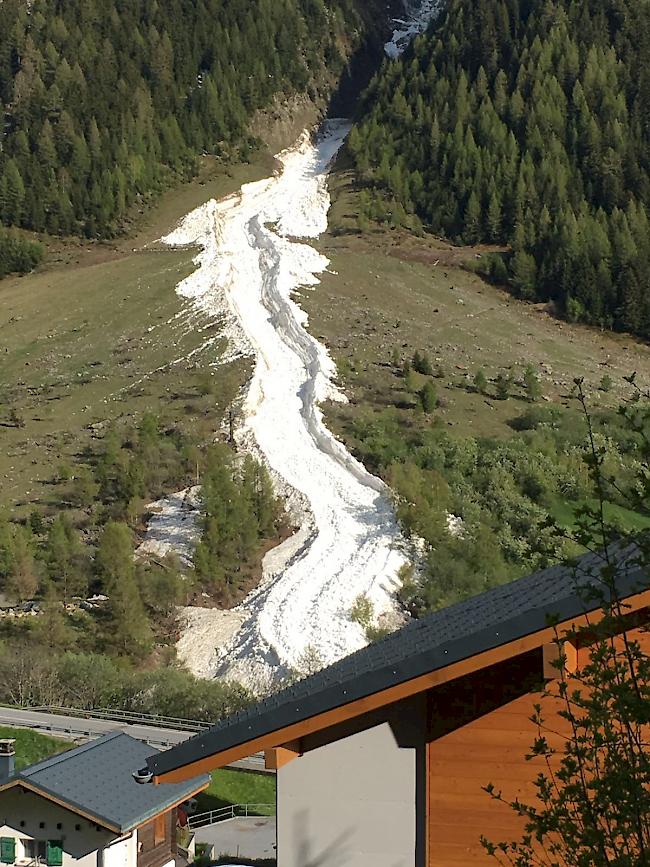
385 0 444 58
163 122 407 690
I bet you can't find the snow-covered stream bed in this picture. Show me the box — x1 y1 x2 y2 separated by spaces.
144 0 447 691
385 0 445 58
163 123 407 690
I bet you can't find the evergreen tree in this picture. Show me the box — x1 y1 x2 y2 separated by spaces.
419 381 437 413
7 527 39 602
0 0 378 240
523 364 542 402
96 521 152 656
35 581 75 651
474 368 488 394
349 0 650 338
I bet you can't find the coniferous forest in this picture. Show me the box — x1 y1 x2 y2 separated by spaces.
0 0 367 242
349 0 650 337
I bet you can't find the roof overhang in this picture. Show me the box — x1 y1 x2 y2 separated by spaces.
152 587 650 783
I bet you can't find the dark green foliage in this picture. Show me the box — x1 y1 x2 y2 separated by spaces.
96 521 153 657
0 416 282 665
0 646 251 720
473 368 488 394
194 445 281 603
44 514 88 603
412 349 433 375
350 0 650 337
0 0 364 238
419 380 437 412
522 364 542 401
348 397 650 615
0 228 42 277
95 414 195 522
494 372 513 400
482 381 650 865
600 373 613 392
0 520 39 602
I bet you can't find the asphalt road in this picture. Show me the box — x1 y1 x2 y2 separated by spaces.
195 817 276 861
0 706 270 774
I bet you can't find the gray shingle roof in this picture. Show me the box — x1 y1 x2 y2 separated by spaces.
7 732 209 832
148 546 648 777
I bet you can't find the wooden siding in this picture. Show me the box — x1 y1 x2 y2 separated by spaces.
137 809 176 867
428 691 567 864
426 626 650 866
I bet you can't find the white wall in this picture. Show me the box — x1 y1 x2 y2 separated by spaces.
277 696 426 867
102 832 137 867
0 788 136 867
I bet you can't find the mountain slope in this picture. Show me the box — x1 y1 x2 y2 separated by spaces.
0 0 386 240
349 0 650 337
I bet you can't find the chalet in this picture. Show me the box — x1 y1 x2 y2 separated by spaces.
144 549 650 867
0 733 208 867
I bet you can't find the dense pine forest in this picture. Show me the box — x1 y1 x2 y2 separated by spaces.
0 0 372 244
349 0 650 337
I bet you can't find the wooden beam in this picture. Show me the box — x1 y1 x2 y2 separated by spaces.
154 590 650 784
264 739 302 770
542 640 579 679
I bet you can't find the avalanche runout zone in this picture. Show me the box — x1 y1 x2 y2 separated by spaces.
163 121 408 690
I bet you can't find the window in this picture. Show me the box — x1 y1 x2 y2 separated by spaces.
23 841 47 862
153 815 165 848
0 838 16 865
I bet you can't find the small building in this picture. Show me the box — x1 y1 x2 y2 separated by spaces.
145 549 650 867
0 732 208 867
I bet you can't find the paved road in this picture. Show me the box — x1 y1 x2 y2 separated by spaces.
195 817 276 862
0 707 270 774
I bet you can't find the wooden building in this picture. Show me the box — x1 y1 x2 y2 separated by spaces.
146 549 650 867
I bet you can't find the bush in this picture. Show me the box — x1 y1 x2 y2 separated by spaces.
419 381 437 413
0 230 43 279
349 593 373 629
509 405 561 431
412 350 434 375
474 252 509 284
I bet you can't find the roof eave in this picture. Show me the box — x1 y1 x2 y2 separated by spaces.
150 584 650 783
0 774 210 835
121 776 211 833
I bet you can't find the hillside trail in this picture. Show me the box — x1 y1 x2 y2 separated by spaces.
157 0 442 691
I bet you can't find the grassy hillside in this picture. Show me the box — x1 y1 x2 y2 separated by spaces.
305 167 650 612
197 769 276 815
0 155 273 513
0 147 290 672
0 726 68 771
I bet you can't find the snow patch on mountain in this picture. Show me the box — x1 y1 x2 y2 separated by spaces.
164 123 408 690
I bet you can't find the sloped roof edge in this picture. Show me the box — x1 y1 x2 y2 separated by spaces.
148 546 649 779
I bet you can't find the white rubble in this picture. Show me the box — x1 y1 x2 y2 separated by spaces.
385 0 445 58
164 122 408 690
446 513 465 538
176 607 247 679
136 486 201 567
